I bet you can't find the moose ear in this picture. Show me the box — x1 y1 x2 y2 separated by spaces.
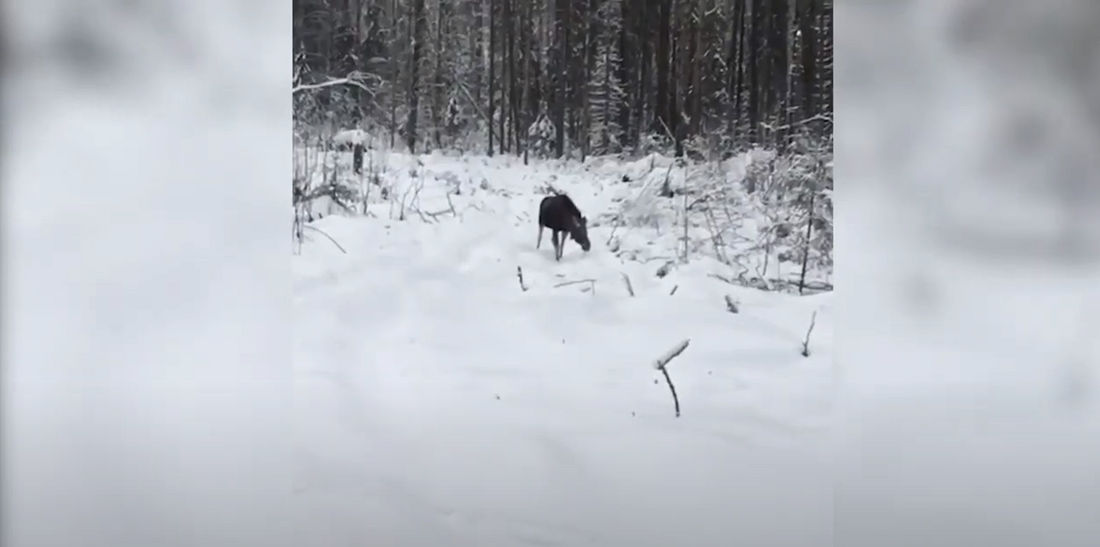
582 216 588 225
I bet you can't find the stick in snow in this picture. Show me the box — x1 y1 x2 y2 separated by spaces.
553 279 596 295
653 338 690 417
621 272 635 297
516 266 528 292
801 310 817 357
302 225 347 254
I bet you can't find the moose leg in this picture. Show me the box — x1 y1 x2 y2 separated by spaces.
552 231 562 261
537 225 543 249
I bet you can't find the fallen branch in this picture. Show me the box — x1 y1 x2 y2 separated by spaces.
621 272 635 297
302 224 347 254
724 295 739 313
653 338 690 417
516 266 528 292
801 310 818 357
669 285 678 296
423 208 453 220
553 278 596 294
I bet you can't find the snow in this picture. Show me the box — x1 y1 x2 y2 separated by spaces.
836 3 1100 546
293 152 833 546
4 2 293 546
332 128 369 147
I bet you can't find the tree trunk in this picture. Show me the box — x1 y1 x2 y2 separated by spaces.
405 0 426 153
488 0 496 155
552 0 567 157
653 0 672 137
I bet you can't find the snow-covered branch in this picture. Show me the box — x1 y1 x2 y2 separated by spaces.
292 72 381 95
653 338 690 417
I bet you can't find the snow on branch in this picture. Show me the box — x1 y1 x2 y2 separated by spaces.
653 339 691 371
293 71 381 95
759 113 834 133
653 338 690 417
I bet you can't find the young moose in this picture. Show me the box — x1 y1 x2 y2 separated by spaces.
537 194 591 261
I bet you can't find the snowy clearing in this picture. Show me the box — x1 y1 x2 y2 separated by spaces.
293 151 833 546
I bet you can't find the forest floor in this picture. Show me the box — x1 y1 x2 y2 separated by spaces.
292 150 833 546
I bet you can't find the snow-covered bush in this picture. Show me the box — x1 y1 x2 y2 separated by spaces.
746 141 833 290
602 139 832 294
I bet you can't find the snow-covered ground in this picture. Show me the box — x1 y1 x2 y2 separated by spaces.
293 152 833 545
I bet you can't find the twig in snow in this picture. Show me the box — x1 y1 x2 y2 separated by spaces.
553 279 596 294
621 272 635 297
669 285 679 296
445 191 458 218
801 311 818 357
423 208 453 220
302 225 348 254
410 205 434 223
652 338 690 417
702 208 731 265
724 295 739 313
516 266 528 292
396 173 424 221
709 273 735 285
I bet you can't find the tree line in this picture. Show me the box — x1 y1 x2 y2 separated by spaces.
294 0 833 158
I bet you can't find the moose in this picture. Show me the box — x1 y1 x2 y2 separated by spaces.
537 193 591 261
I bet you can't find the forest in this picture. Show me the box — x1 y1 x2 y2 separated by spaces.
293 0 833 159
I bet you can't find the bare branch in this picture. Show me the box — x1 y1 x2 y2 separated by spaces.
302 224 347 254
516 266 528 292
620 272 635 297
801 311 818 357
659 367 680 418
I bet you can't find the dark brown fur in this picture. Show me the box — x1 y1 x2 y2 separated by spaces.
537 194 591 261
